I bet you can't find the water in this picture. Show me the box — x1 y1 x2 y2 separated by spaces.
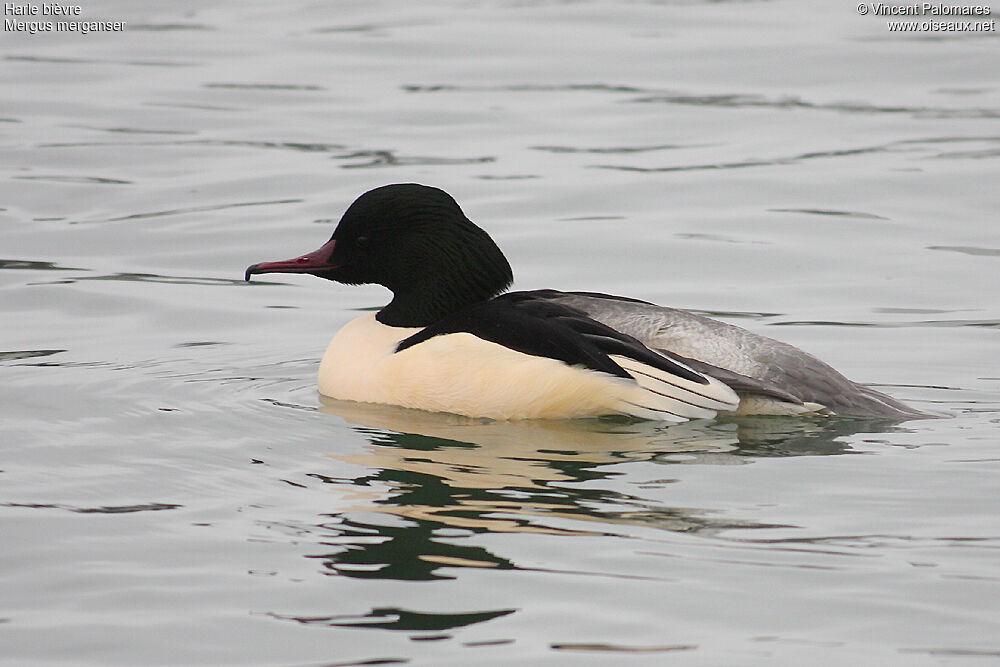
2 1 999 664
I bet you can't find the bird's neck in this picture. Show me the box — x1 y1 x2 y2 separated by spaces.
371 224 513 328
376 277 505 328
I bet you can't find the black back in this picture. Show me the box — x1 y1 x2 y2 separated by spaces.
396 291 709 385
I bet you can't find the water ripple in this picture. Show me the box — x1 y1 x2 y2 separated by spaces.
928 245 1000 257
770 319 1000 329
71 125 198 136
403 83 1000 119
203 82 325 91
4 54 196 68
900 648 1000 658
551 642 696 654
533 143 701 154
0 349 66 363
594 145 891 173
770 208 890 221
335 150 495 169
403 83 645 94
630 92 1000 120
13 175 131 185
312 23 387 34
29 272 245 287
676 232 769 244
37 138 345 153
2 502 181 514
0 259 85 271
102 198 302 223
594 136 1000 172
143 100 242 112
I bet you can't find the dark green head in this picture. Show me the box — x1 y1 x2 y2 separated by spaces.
246 184 514 327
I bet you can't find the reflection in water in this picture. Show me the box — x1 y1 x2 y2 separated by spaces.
268 606 515 631
306 512 517 581
282 400 915 589
259 402 918 636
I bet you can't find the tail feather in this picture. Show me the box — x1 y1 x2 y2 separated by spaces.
609 354 740 421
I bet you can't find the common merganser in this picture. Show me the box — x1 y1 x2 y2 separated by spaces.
245 183 930 421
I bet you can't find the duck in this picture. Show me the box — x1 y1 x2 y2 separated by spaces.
245 183 931 422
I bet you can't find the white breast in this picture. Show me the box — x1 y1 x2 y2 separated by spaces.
318 313 738 421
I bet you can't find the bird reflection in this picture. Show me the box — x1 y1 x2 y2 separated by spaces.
295 398 914 583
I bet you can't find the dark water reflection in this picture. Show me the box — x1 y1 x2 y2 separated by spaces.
268 606 516 632
291 400 916 588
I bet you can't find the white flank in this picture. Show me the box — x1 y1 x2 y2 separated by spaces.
317 313 739 421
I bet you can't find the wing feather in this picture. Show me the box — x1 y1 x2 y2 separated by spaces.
610 355 739 417
396 292 741 421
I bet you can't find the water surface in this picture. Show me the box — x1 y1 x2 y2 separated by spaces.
2 1 999 665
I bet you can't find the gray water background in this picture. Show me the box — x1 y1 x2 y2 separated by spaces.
2 1 999 665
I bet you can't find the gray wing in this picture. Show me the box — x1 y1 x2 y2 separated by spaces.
530 290 931 419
